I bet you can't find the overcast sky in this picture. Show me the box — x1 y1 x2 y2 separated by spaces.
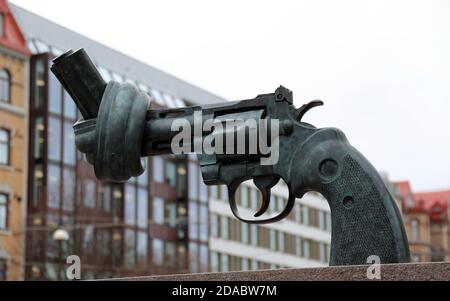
11 0 450 192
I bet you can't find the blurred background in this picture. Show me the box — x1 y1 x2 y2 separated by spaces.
0 0 449 280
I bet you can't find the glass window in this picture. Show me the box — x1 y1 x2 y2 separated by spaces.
165 242 176 268
62 168 75 211
63 91 77 119
188 163 198 199
199 244 208 272
99 229 111 257
302 206 310 226
278 232 285 252
47 164 60 209
0 194 8 230
34 59 46 109
112 185 122 218
188 202 198 240
270 194 276 212
48 71 62 114
152 238 164 266
125 230 135 268
241 187 248 208
251 224 258 246
199 181 208 203
221 254 229 272
165 161 176 187
125 184 136 225
0 69 10 102
294 204 301 223
210 251 219 272
83 179 96 208
295 237 302 257
152 197 164 225
167 203 177 228
83 225 95 256
319 243 326 262
220 216 229 240
210 185 218 199
47 117 61 162
137 232 148 265
34 117 45 159
241 222 249 244
269 230 276 251
63 122 76 165
251 260 258 271
241 258 249 271
303 240 311 258
137 161 148 186
411 219 419 241
137 188 148 228
210 214 219 237
319 211 325 230
220 186 228 201
199 205 208 242
189 242 198 273
176 163 187 197
100 185 111 212
152 157 164 183
0 129 9 165
250 188 258 210
32 165 44 208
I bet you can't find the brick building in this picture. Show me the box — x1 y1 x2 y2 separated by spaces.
395 181 450 263
0 0 29 281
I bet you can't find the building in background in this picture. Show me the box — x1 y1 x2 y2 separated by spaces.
209 183 331 271
0 0 29 281
395 181 450 263
10 2 222 280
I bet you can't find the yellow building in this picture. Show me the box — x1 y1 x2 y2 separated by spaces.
0 0 29 280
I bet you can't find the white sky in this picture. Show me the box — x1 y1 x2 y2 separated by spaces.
11 0 450 192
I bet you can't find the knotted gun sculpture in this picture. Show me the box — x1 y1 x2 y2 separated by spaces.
51 49 410 266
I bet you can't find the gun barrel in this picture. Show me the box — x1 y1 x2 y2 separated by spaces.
51 48 106 119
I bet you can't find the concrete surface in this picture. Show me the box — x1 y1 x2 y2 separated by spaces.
111 262 450 281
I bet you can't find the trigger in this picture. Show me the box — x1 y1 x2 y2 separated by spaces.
253 175 280 218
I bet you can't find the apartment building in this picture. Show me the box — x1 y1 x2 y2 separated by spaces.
0 0 29 280
208 182 331 271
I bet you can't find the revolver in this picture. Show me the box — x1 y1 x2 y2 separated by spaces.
51 49 410 266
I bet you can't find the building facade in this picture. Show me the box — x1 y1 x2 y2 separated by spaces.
396 181 450 263
0 0 29 281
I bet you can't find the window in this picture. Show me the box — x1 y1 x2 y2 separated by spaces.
188 202 198 239
220 216 229 240
0 69 10 102
152 197 164 225
62 168 75 211
137 232 148 265
47 164 61 209
47 117 61 162
303 240 311 258
302 206 310 226
221 254 229 272
32 165 44 208
411 219 419 241
137 188 148 228
210 214 219 237
167 202 177 228
165 161 176 187
240 187 248 208
124 184 136 225
63 122 76 165
199 244 208 272
34 59 46 110
250 224 258 246
295 237 302 256
83 180 96 208
63 91 77 119
0 259 6 281
152 239 164 266
0 194 8 230
210 252 219 272
278 232 285 252
48 71 62 114
241 223 249 244
152 157 164 183
165 242 176 268
34 117 44 159
199 205 208 242
0 129 9 165
125 230 135 268
188 163 198 199
189 242 199 272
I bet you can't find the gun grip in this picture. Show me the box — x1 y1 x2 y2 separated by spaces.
291 128 410 266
